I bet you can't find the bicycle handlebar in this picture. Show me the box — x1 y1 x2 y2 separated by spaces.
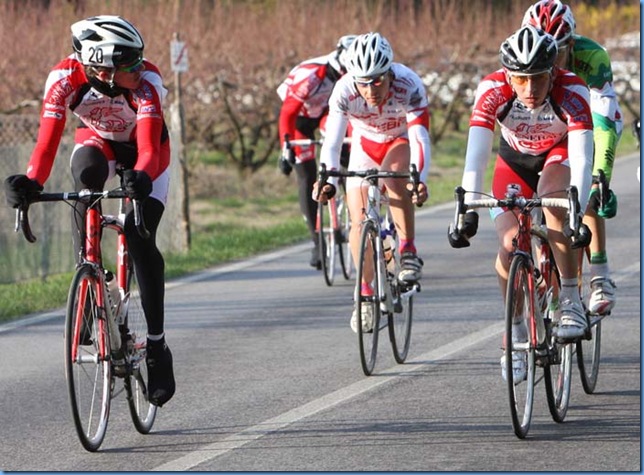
316 163 422 207
14 189 149 243
449 186 587 247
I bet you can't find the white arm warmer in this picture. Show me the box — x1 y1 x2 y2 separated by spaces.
567 128 594 211
461 126 495 202
319 111 349 187
408 123 431 184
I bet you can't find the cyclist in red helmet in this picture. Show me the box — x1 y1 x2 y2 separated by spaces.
523 0 623 316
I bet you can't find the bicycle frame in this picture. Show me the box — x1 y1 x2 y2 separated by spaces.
318 163 421 374
73 198 130 363
15 186 153 451
450 185 580 438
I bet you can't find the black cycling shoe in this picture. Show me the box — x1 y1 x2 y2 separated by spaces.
146 338 176 407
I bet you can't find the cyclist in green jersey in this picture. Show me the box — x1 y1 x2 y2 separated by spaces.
523 0 623 316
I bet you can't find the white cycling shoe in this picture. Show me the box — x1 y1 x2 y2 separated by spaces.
554 297 588 341
588 276 616 315
350 302 374 333
501 322 528 383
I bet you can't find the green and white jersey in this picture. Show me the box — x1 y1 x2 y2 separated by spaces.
566 35 623 181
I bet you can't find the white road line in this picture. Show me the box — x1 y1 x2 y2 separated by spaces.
152 322 505 472
153 261 640 471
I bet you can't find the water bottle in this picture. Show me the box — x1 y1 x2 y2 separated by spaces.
380 217 396 274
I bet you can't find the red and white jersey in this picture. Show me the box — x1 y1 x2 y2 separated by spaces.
277 53 340 145
471 69 593 154
320 62 431 183
26 55 169 185
462 68 594 206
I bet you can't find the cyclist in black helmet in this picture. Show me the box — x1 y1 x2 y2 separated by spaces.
448 25 594 381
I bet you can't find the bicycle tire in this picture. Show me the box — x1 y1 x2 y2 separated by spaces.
64 264 111 452
576 249 602 394
356 219 381 376
123 261 157 433
544 340 573 422
337 189 353 280
505 255 536 439
388 239 413 363
318 200 336 286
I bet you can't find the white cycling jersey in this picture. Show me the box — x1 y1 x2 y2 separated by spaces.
320 62 431 184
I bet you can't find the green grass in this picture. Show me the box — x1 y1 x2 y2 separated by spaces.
0 217 309 322
164 219 309 279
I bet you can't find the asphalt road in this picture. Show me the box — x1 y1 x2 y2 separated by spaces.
0 153 639 472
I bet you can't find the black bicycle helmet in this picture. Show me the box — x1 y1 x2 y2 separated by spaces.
499 24 558 74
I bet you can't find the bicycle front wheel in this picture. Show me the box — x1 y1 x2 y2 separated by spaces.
388 245 413 363
504 255 536 439
356 220 381 376
576 249 601 393
65 264 111 452
123 262 157 433
318 200 336 286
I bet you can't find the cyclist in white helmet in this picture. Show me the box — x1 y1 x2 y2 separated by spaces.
4 15 175 406
315 32 431 333
522 0 623 316
277 35 357 269
448 25 594 381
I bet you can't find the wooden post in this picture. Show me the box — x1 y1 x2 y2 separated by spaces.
169 31 191 250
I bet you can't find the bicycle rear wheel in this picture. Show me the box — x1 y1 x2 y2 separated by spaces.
505 255 536 439
356 220 381 376
318 200 336 286
576 249 601 393
388 245 413 363
123 262 157 433
65 264 111 452
336 190 353 280
544 340 573 422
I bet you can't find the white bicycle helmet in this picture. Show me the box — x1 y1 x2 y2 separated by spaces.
345 32 393 78
500 25 558 74
71 15 144 68
336 35 358 72
522 0 576 47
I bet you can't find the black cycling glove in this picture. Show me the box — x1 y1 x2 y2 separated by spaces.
447 211 479 248
4 174 43 208
279 149 295 176
563 214 592 249
122 169 152 200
